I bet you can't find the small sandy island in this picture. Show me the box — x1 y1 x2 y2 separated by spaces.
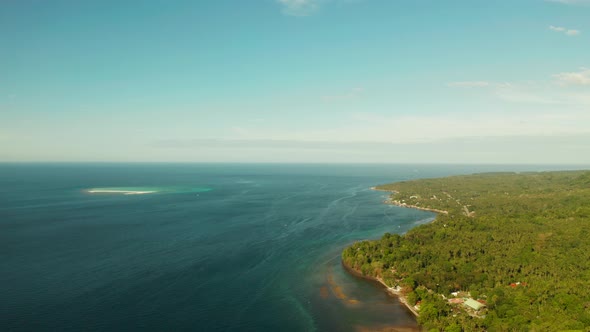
87 189 156 195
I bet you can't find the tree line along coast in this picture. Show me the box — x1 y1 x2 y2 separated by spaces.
343 170 590 331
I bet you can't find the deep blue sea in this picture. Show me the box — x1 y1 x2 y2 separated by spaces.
1 163 584 331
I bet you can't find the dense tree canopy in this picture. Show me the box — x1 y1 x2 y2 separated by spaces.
342 171 590 331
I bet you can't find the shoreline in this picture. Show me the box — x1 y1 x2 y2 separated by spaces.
385 199 449 215
369 186 396 193
341 259 420 318
349 172 590 329
340 185 449 320
372 187 449 215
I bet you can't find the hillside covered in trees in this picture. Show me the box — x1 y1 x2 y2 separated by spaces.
342 171 590 331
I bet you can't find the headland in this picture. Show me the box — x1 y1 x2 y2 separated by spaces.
344 170 590 331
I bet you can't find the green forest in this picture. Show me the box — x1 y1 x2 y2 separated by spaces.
342 171 590 331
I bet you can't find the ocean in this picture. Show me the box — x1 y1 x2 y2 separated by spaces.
0 163 581 331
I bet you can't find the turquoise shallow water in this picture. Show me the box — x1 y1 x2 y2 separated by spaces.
0 163 581 331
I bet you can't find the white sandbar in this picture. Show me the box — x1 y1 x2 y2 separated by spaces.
87 189 156 195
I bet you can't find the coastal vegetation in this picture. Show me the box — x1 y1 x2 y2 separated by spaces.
342 170 590 331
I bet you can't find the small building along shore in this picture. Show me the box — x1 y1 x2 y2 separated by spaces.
463 298 485 311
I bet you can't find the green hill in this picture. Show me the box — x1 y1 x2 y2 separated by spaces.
342 170 590 331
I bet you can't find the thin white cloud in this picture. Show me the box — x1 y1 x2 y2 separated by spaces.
322 87 364 101
277 0 320 16
566 29 581 35
449 68 590 106
547 0 590 5
276 0 362 16
549 25 581 36
553 68 590 85
446 81 491 88
224 109 590 145
493 84 561 104
149 135 590 164
550 25 566 32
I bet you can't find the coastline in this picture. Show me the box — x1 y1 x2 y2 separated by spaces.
385 198 449 215
369 186 395 193
372 187 449 215
340 185 448 320
341 259 419 318
347 172 590 330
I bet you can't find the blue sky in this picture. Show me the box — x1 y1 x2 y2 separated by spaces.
1 0 589 163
